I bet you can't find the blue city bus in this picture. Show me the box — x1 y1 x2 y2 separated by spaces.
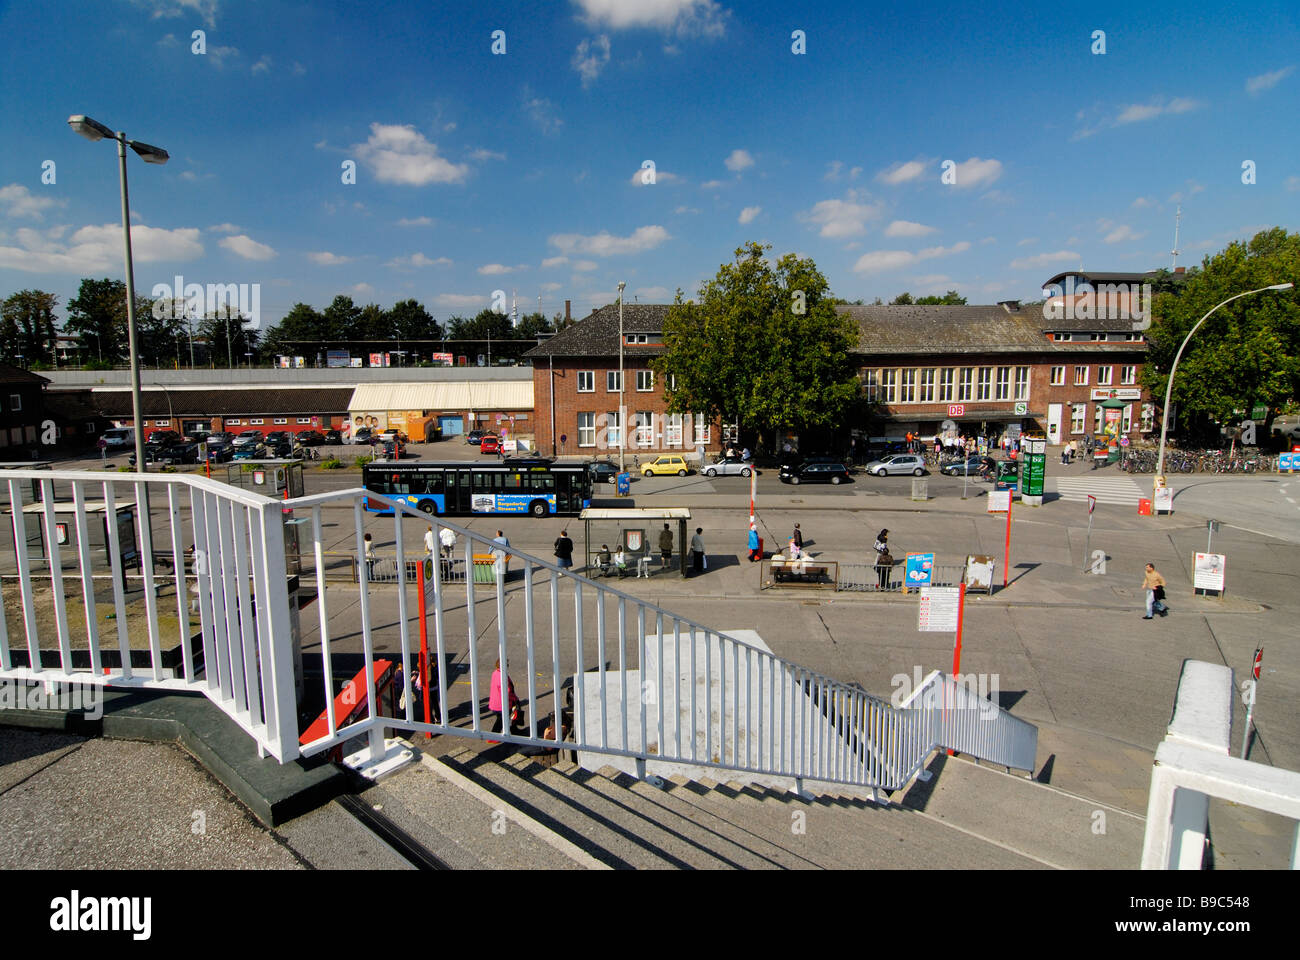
362 459 592 517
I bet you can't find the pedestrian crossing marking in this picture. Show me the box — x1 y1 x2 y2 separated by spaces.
1050 476 1145 505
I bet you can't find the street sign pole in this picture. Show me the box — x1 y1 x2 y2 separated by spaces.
1003 494 1012 588
418 561 432 736
1084 494 1096 572
1242 647 1262 759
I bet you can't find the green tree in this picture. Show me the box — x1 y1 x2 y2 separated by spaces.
390 299 441 342
1 290 59 366
198 305 259 368
1143 227 1300 431
65 278 128 363
915 290 967 305
513 311 554 340
889 292 914 305
321 295 363 345
260 302 326 358
655 242 861 447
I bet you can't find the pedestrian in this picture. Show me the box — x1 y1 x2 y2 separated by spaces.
439 525 457 558
658 523 674 568
424 524 436 555
363 532 377 579
491 529 511 577
792 522 804 553
741 445 751 461
1142 563 1169 619
874 529 893 590
747 523 760 562
597 543 612 576
488 658 521 739
690 527 706 574
613 544 628 578
553 529 574 569
934 436 942 457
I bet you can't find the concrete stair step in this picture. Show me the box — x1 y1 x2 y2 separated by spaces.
898 753 1144 869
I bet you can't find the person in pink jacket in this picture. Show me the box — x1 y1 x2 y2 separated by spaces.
488 659 521 738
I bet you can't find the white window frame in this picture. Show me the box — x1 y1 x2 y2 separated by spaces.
862 370 879 401
881 369 898 403
995 367 1011 401
1070 403 1086 434
1122 403 1133 433
1121 365 1137 385
227 418 241 425
9 394 20 412
938 368 954 402
1094 405 1104 434
625 333 648 345
958 368 973 402
693 414 710 444
919 368 935 403
577 370 595 393
636 369 654 392
1014 367 1030 401
250 418 264 425
635 411 654 446
1056 332 1073 342
977 368 992 401
1074 366 1089 386
606 370 622 393
1097 366 1113 386
606 411 622 448
273 417 288 425
577 412 596 447
297 417 312 424
900 369 917 403
665 413 683 447
1050 366 1065 386
1140 403 1155 432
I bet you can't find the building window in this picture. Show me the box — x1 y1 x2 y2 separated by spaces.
1074 366 1089 386
1015 367 1030 401
958 368 973 401
1126 333 1144 341
1070 403 1086 434
297 417 311 424
606 370 622 392
665 373 677 391
154 419 170 427
881 369 897 403
1097 366 1113 386
977 368 992 401
665 413 683 447
863 370 879 401
693 414 711 445
938 368 954 402
1050 366 1065 386
228 418 241 425
918 369 935 403
625 333 648 345
995 367 1011 401
577 371 594 393
1121 365 1136 385
1056 332 1073 342
1140 403 1155 432
274 418 288 425
636 370 654 392
1094 405 1104 434
606 411 622 447
1122 404 1133 433
577 412 595 447
635 411 654 446
251 418 264 425
900 368 917 403
8 394 20 412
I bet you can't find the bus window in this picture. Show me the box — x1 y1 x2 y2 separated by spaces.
423 472 444 495
503 472 523 490
528 473 555 493
472 472 501 493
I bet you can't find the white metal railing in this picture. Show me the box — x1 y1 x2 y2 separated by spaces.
0 470 1039 793
0 468 300 761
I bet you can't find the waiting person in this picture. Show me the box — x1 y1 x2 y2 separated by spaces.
553 529 574 569
424 525 436 555
792 523 804 553
439 525 457 558
613 544 628 578
597 543 612 576
690 527 706 574
363 532 377 579
658 523 674 568
488 658 521 739
1142 563 1169 619
491 529 511 576
741 446 751 461
747 523 760 562
875 544 893 590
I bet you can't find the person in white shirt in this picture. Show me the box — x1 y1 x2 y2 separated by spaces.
439 525 457 557
424 525 436 555
613 545 628 578
491 530 511 576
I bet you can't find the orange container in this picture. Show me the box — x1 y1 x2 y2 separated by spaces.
1137 498 1152 516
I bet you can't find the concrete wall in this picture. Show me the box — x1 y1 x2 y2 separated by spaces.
42 367 534 388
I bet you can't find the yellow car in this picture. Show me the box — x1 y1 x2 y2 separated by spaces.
642 455 691 477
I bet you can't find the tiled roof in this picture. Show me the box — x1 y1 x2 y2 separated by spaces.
0 364 50 386
524 304 672 358
84 387 354 417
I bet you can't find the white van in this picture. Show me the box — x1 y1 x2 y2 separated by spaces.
101 428 135 449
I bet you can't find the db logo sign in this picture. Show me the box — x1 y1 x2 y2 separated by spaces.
948 404 964 417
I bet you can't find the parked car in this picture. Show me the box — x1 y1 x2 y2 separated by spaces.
296 430 326 446
100 427 134 450
588 459 620 484
381 439 407 460
465 430 484 445
479 434 500 455
350 427 375 446
233 430 264 448
204 444 235 464
185 428 214 444
205 431 235 447
146 430 182 448
779 461 852 485
264 431 292 446
864 454 927 477
158 442 200 465
642 455 691 477
128 445 176 466
323 429 343 444
378 429 408 444
939 455 985 476
703 456 754 478
232 444 266 460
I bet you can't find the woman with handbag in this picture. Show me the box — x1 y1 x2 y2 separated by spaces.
488 658 523 740
1142 563 1169 619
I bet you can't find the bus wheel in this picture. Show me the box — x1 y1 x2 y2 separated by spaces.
418 500 436 514
530 500 547 517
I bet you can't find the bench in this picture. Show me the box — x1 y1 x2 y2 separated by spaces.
765 558 836 588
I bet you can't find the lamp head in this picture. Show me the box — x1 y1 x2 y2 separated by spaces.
129 140 169 164
1268 282 1294 291
67 114 114 142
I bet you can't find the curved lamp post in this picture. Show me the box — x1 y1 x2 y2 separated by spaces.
617 281 626 473
68 115 169 473
1155 282 1294 483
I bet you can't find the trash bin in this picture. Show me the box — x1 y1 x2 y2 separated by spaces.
911 479 928 501
1137 498 1152 516
616 472 631 496
472 553 497 582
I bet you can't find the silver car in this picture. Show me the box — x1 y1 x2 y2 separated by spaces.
865 454 927 476
703 456 754 478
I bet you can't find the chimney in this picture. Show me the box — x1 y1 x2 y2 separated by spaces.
997 299 1022 313
1174 267 1186 275
564 300 571 322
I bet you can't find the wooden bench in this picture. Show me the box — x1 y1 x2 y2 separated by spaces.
766 559 835 588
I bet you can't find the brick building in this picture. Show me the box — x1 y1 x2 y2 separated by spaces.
0 364 50 456
87 386 354 440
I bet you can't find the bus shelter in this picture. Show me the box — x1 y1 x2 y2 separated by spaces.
223 459 306 499
579 507 692 580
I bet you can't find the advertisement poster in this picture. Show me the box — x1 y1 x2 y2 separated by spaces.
987 489 1011 513
905 552 934 588
917 586 960 632
1193 553 1226 592
471 494 496 513
326 350 350 368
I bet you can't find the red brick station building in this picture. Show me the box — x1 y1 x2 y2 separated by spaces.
527 270 1156 458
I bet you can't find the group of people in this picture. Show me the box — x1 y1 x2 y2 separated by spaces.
722 443 752 461
591 523 708 577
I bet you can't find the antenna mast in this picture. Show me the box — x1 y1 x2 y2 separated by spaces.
1171 205 1181 270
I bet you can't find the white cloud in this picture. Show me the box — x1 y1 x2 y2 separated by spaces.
1017 237 1039 247
572 34 611 88
209 223 241 233
1010 250 1080 269
396 216 433 227
876 160 929 185
980 236 996 245
634 285 672 300
738 205 761 224
433 293 488 308
0 223 203 273
478 263 526 275
207 45 239 68
884 220 936 238
292 61 306 76
522 85 563 135
724 149 754 172
852 241 969 274
1131 196 1155 209
540 282 563 292
219 234 276 261
0 184 65 220
251 55 271 74
1115 97 1205 126
469 149 506 162
630 167 679 186
950 157 1002 190
571 0 727 37
673 205 700 214
548 225 670 256
352 282 374 295
848 166 862 180
1286 176 1300 193
308 251 352 265
385 252 452 269
542 256 569 268
1103 225 1145 244
823 161 843 181
1247 66 1295 95
699 179 726 189
353 123 469 186
573 260 599 271
798 196 881 238
133 0 219 28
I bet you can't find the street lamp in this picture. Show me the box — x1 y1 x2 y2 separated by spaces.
68 114 168 474
1155 282 1294 483
618 281 626 473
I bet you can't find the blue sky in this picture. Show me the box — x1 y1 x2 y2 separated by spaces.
1 0 1297 332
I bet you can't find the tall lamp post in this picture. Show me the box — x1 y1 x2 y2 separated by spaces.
1155 282 1294 483
617 281 626 473
68 115 169 474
